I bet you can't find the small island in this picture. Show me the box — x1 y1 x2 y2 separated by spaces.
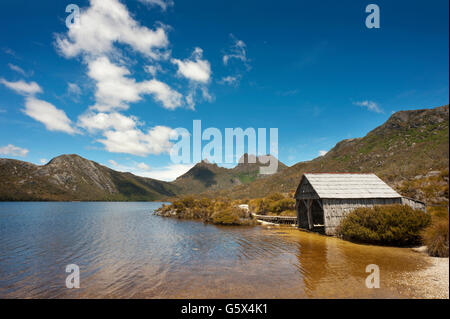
155 192 297 226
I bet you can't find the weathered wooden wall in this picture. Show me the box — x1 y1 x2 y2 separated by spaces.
295 178 319 199
296 199 309 229
322 198 402 235
401 197 426 211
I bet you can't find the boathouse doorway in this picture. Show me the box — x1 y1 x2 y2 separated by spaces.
296 198 324 231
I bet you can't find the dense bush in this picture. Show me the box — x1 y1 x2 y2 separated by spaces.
422 213 449 257
337 205 431 246
211 207 241 225
248 198 268 214
268 198 296 214
248 193 295 216
159 192 298 226
279 209 296 217
156 197 256 226
265 192 285 201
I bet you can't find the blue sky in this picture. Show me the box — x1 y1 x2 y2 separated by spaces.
0 0 448 181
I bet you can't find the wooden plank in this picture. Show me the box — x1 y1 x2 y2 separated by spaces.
307 199 313 230
253 213 297 225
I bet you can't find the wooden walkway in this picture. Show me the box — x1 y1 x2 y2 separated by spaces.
253 214 297 225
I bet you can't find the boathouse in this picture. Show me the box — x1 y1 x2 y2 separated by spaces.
294 173 426 235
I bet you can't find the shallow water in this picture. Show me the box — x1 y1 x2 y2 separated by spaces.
0 202 428 298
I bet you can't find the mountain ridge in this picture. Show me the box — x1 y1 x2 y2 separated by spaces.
0 154 179 201
0 153 287 201
200 105 449 201
0 105 448 202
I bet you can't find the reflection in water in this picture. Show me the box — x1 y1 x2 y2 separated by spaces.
0 202 430 298
296 232 328 297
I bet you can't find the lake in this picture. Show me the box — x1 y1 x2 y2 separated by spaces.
0 202 429 298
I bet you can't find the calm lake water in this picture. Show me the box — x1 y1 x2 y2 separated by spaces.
0 202 429 298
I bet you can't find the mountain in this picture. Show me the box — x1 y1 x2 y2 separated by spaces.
1 105 448 202
203 105 449 200
171 154 287 195
0 153 287 201
0 154 178 201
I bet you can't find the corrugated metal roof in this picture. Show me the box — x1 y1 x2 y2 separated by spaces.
303 173 402 199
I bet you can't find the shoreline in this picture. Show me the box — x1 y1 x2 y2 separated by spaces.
394 249 449 299
264 225 449 299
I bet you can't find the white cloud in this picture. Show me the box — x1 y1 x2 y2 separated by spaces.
8 63 27 76
137 163 194 181
219 76 239 86
144 64 163 77
1 78 77 135
138 0 174 11
318 150 328 156
108 159 119 166
2 48 17 58
67 82 82 96
78 111 138 132
74 54 184 157
55 0 169 59
141 79 184 110
171 47 212 108
98 125 177 156
106 158 193 182
49 0 217 157
353 100 384 113
220 34 249 87
137 162 151 170
0 79 42 95
39 158 48 164
88 57 144 110
24 97 77 134
0 144 29 157
88 56 182 111
223 34 248 66
171 47 211 83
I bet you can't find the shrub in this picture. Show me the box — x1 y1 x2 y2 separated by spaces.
155 197 256 226
337 205 431 246
249 193 294 215
248 198 269 214
266 192 285 201
280 209 297 217
428 206 449 219
268 198 296 215
422 215 449 257
211 207 241 225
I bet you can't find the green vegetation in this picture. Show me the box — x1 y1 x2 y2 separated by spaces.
337 205 431 246
0 155 178 201
237 172 258 184
1 106 448 204
399 169 449 206
211 207 242 225
422 208 449 257
155 197 256 226
205 105 449 200
171 156 287 196
156 192 297 224
248 192 296 216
